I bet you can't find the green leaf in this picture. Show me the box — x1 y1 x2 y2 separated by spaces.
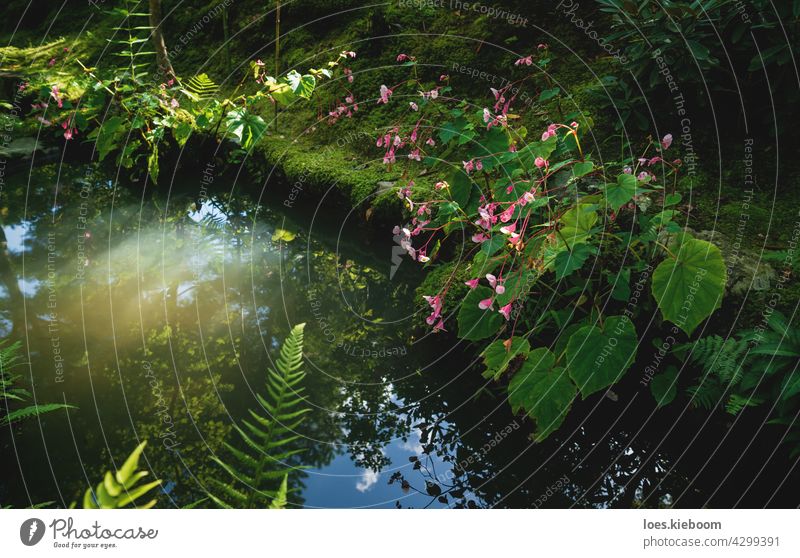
538 87 560 102
286 70 316 99
272 228 297 242
554 243 597 280
147 145 159 184
603 173 638 211
116 441 147 485
225 109 267 149
652 235 727 335
457 286 504 341
508 348 577 441
566 315 638 398
173 121 193 147
480 235 505 256
572 161 594 178
559 203 598 248
95 116 125 161
448 169 473 208
481 337 530 380
651 366 678 407
269 475 289 509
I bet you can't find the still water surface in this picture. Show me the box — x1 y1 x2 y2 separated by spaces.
0 163 793 508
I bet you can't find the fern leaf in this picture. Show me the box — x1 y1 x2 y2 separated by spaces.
207 324 308 508
184 73 219 101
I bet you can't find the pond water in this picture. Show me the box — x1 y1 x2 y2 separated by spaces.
1 163 796 508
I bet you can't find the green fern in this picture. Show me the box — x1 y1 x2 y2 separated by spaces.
184 73 219 101
82 441 162 509
206 323 309 508
1 341 75 426
106 1 155 84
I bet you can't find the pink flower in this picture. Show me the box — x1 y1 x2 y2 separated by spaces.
433 319 446 332
486 274 498 288
434 181 448 190
50 86 63 108
471 232 489 243
170 98 179 108
439 74 448 81
475 160 483 171
499 303 513 320
661 133 673 150
537 43 548 50
499 205 515 223
495 284 506 295
499 222 516 235
377 84 393 104
64 128 74 140
534 157 547 168
521 191 536 205
478 298 494 310
623 166 632 174
571 121 579 128
409 102 418 111
426 137 436 146
514 56 533 66
464 278 480 289
463 160 475 174
344 68 354 83
396 53 409 62
408 148 421 161
48 58 56 67
648 156 662 166
637 171 649 181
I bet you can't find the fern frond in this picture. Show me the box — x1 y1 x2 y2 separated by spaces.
81 441 162 509
184 73 219 101
208 323 308 508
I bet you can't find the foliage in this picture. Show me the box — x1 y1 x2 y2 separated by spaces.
361 52 725 441
81 441 162 509
19 13 354 183
593 0 800 130
0 341 75 426
679 312 800 455
206 323 309 508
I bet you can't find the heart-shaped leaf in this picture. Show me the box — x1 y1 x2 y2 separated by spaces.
508 348 576 441
566 315 638 398
652 235 726 335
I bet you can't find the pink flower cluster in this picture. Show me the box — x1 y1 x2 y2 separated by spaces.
377 84 393 104
328 95 358 124
465 274 514 320
422 295 445 331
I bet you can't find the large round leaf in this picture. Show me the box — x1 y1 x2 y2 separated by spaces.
508 348 576 442
457 286 504 341
652 236 726 335
566 315 638 398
